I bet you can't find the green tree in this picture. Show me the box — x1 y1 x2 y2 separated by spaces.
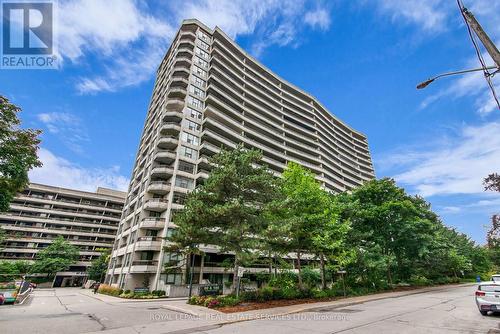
341 178 440 285
272 162 349 289
0 96 42 212
170 145 280 291
87 248 111 282
31 236 79 278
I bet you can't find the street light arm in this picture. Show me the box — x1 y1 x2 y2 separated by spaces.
416 65 497 89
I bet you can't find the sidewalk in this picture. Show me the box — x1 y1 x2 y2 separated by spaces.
225 283 476 323
79 288 188 303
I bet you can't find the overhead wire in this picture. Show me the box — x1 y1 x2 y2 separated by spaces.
457 0 500 110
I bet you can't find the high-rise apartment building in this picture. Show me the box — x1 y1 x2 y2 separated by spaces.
0 183 126 286
107 19 375 291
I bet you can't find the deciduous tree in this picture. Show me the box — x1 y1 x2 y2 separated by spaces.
0 96 42 212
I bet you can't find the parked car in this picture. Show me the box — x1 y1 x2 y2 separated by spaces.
491 275 500 282
475 282 500 315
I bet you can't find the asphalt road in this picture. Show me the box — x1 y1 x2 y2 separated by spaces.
1 285 499 334
0 288 194 334
203 284 500 334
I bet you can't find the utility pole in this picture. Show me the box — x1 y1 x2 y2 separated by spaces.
460 7 500 68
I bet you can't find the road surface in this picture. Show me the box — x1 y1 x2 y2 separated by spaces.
0 285 499 333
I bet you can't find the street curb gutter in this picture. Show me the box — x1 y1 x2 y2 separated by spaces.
215 283 476 327
161 304 200 317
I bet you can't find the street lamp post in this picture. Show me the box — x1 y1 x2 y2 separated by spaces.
416 65 497 89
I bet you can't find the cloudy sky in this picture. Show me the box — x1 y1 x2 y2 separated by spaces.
3 0 499 243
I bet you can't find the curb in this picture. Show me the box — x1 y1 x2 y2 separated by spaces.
213 283 477 327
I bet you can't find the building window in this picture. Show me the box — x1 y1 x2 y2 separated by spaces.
196 39 209 50
175 176 194 189
191 75 206 88
194 56 208 69
186 107 202 120
178 161 195 174
181 132 200 146
180 145 198 160
187 96 203 109
183 119 201 132
197 31 210 43
172 192 187 205
195 47 209 60
189 85 205 98
193 66 207 78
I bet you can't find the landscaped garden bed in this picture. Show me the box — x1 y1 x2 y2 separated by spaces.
97 284 167 299
188 277 472 313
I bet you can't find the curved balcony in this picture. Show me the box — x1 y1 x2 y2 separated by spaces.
139 218 166 230
135 237 162 251
147 181 171 195
154 150 176 164
143 198 168 212
151 165 174 178
160 122 181 136
169 77 189 89
196 169 210 180
165 98 185 112
130 260 159 273
167 87 186 99
163 110 184 122
157 137 179 150
172 67 190 80
174 57 191 68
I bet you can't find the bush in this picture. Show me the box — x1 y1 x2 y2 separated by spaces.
409 275 430 286
124 290 131 294
216 295 240 307
151 290 166 297
268 271 297 290
302 268 321 289
98 284 122 296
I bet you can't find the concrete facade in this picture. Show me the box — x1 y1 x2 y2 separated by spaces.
0 183 126 286
107 19 375 292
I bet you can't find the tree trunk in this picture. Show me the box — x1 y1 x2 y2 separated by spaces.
296 251 303 289
274 256 277 277
320 253 326 290
268 251 272 274
232 256 239 294
387 265 393 287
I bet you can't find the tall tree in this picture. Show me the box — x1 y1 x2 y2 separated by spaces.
87 248 111 282
31 236 79 278
169 145 280 291
274 162 349 289
341 178 439 285
0 96 42 212
484 173 500 267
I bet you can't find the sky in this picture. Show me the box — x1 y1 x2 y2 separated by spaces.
1 0 499 244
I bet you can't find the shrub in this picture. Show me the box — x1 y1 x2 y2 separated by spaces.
98 284 122 296
409 275 430 286
240 290 258 302
124 290 131 294
268 271 297 290
257 286 275 301
302 268 321 288
151 290 166 297
216 295 240 307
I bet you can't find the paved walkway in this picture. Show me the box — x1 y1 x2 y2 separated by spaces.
1 283 489 334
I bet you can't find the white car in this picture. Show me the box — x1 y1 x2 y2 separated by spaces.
491 274 500 282
475 282 500 315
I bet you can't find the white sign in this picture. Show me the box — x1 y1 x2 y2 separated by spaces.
237 267 245 277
